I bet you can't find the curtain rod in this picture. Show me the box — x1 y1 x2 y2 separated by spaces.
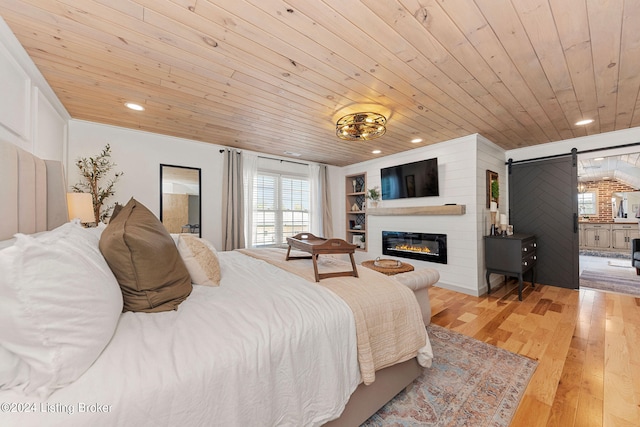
258 155 309 167
505 140 640 165
219 149 310 167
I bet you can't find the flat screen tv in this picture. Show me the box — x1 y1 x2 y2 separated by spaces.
381 157 439 200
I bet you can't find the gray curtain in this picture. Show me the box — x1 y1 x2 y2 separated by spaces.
222 149 245 250
321 165 333 237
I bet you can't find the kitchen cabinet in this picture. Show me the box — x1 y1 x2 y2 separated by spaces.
611 224 640 250
582 224 611 249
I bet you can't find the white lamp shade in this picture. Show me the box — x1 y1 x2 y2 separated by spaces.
490 201 497 212
67 193 95 223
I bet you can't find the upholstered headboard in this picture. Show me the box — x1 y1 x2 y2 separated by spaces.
0 140 69 241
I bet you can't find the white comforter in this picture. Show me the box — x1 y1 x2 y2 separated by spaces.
0 251 360 427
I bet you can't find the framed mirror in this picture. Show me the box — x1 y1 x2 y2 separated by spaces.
486 170 499 208
160 164 201 237
612 191 640 219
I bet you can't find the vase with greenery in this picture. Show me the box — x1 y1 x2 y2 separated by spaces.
366 186 381 208
71 144 123 224
491 179 499 204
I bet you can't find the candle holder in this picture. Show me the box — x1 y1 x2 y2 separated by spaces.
490 211 497 236
500 223 508 237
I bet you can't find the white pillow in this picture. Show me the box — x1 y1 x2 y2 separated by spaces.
176 235 221 287
0 222 123 397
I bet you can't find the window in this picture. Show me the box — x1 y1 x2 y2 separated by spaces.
252 172 310 246
578 192 597 215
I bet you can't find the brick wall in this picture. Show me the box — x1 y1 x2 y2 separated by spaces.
581 179 638 222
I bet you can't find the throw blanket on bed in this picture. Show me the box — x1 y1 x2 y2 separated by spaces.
238 248 429 385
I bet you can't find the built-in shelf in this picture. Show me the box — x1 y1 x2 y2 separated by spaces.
367 205 466 216
345 172 367 251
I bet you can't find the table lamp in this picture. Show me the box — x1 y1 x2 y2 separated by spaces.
67 193 95 226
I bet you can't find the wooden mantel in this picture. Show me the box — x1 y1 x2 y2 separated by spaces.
367 205 466 216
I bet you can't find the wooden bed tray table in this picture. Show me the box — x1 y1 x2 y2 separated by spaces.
285 233 359 282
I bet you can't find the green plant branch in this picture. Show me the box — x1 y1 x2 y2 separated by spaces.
71 144 123 223
366 186 381 201
491 180 499 200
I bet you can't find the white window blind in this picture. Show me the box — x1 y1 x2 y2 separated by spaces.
253 172 309 247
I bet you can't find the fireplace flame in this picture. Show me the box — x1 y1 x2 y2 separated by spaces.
394 244 431 253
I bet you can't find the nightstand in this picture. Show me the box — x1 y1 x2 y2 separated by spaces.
484 233 537 301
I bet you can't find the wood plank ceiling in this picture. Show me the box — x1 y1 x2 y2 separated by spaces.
1 0 639 166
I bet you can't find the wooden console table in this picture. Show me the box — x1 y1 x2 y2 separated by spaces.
484 233 537 301
286 233 359 282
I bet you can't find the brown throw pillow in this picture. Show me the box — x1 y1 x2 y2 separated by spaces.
99 198 192 312
110 202 124 221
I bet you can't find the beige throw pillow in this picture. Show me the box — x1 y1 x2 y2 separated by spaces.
99 198 192 313
177 235 221 287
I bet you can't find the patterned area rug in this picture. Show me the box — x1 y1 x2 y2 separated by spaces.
580 268 640 296
361 324 537 427
579 249 631 259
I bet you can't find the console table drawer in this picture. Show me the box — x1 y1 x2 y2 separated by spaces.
522 239 537 255
522 253 537 269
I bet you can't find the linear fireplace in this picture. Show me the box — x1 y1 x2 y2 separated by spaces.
382 231 447 264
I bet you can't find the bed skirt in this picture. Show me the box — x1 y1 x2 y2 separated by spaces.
323 357 422 426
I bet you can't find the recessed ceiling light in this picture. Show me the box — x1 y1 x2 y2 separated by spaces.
283 151 302 157
372 149 381 154
125 102 145 111
411 138 423 143
593 157 605 161
575 119 593 126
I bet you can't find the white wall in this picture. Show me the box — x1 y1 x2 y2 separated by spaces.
506 127 640 161
0 17 68 159
334 134 506 296
68 120 225 248
67 120 321 250
476 135 510 293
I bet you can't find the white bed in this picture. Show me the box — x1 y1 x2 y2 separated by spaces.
0 141 433 426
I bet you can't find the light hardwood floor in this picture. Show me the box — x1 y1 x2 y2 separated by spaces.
428 278 640 427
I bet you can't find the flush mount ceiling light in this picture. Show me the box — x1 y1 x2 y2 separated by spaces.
336 112 386 141
125 102 145 111
283 151 302 157
575 119 593 126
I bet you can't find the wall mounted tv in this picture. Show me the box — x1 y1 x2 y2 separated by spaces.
381 157 439 200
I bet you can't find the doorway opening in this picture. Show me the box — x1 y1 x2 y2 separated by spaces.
577 152 640 293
